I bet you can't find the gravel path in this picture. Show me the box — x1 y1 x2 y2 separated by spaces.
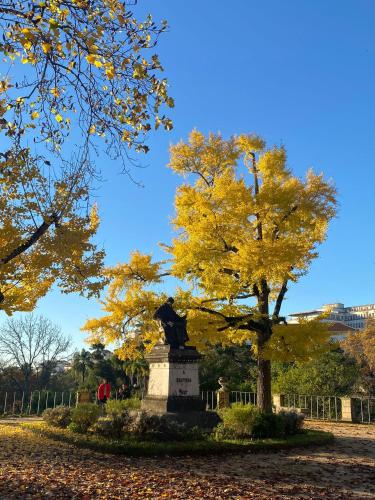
0 420 374 499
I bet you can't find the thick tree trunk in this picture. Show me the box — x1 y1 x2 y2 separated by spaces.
257 357 272 412
256 281 272 413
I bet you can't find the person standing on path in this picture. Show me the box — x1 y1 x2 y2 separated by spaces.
97 378 111 413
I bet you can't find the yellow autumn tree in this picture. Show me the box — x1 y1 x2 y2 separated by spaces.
0 1 173 313
0 0 173 159
342 320 375 373
83 130 337 411
0 148 105 314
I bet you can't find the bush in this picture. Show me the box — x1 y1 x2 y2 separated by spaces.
127 411 205 441
89 417 123 439
218 403 261 438
278 410 304 436
67 422 82 433
214 422 237 440
42 406 72 428
216 403 299 440
105 400 129 418
70 403 99 433
94 400 132 439
119 397 141 410
251 412 284 439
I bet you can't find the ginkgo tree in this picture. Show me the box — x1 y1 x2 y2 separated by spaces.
0 1 173 313
83 130 337 412
0 0 173 158
0 148 104 314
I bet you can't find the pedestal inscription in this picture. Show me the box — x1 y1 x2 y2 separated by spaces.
142 344 206 414
147 361 200 398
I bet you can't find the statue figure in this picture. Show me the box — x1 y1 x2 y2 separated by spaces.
218 377 229 393
153 297 189 348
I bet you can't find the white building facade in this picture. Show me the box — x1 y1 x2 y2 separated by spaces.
289 302 375 330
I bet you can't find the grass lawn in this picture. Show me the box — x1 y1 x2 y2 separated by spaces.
22 421 334 457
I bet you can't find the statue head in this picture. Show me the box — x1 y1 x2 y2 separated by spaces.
167 297 174 304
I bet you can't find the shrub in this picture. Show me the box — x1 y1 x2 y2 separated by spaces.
105 400 129 418
67 422 81 433
71 403 99 433
42 406 72 428
214 422 237 440
89 417 123 439
98 400 132 439
127 411 205 441
251 412 284 439
120 397 141 410
218 403 261 438
278 410 304 435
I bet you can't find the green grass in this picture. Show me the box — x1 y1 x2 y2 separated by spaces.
21 421 334 457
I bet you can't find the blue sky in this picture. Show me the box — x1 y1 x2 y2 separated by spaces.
31 0 375 347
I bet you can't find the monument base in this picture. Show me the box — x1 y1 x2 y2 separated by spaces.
142 343 220 430
142 395 205 413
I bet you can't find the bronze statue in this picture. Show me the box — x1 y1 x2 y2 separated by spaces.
153 297 189 348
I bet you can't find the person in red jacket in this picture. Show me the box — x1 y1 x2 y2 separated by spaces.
97 378 111 404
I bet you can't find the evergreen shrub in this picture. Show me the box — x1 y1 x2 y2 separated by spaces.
70 403 99 433
127 411 205 441
278 410 305 435
42 405 72 428
251 412 284 439
216 403 303 439
217 403 261 438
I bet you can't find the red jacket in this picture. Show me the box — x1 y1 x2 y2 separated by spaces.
97 382 111 400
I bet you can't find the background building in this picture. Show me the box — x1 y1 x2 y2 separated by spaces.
289 302 375 331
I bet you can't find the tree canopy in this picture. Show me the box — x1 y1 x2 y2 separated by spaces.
83 130 337 410
0 0 173 313
0 0 173 160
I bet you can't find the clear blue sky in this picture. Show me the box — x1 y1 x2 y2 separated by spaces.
33 0 375 348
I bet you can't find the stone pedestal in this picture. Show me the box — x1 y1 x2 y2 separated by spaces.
341 397 355 422
142 344 219 429
217 390 230 409
77 391 92 404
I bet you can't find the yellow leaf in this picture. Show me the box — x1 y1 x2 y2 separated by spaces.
42 43 52 54
86 54 96 65
55 114 63 123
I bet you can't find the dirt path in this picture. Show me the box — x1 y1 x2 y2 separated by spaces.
0 421 374 499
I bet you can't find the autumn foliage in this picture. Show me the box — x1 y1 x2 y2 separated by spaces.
83 130 337 410
0 1 172 313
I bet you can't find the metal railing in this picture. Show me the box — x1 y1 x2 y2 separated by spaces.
200 390 375 423
1 389 374 424
201 391 257 410
352 396 375 423
0 389 145 416
0 391 78 416
281 394 342 421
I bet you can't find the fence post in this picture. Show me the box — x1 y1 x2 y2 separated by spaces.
273 394 282 411
340 397 355 422
3 392 7 414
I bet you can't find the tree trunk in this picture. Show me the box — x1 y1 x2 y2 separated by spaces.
255 281 272 413
257 357 272 412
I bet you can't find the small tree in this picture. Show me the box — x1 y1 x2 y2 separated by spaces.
0 314 70 393
72 349 93 385
341 321 375 393
83 131 337 412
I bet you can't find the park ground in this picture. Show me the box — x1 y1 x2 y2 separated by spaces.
0 420 374 499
